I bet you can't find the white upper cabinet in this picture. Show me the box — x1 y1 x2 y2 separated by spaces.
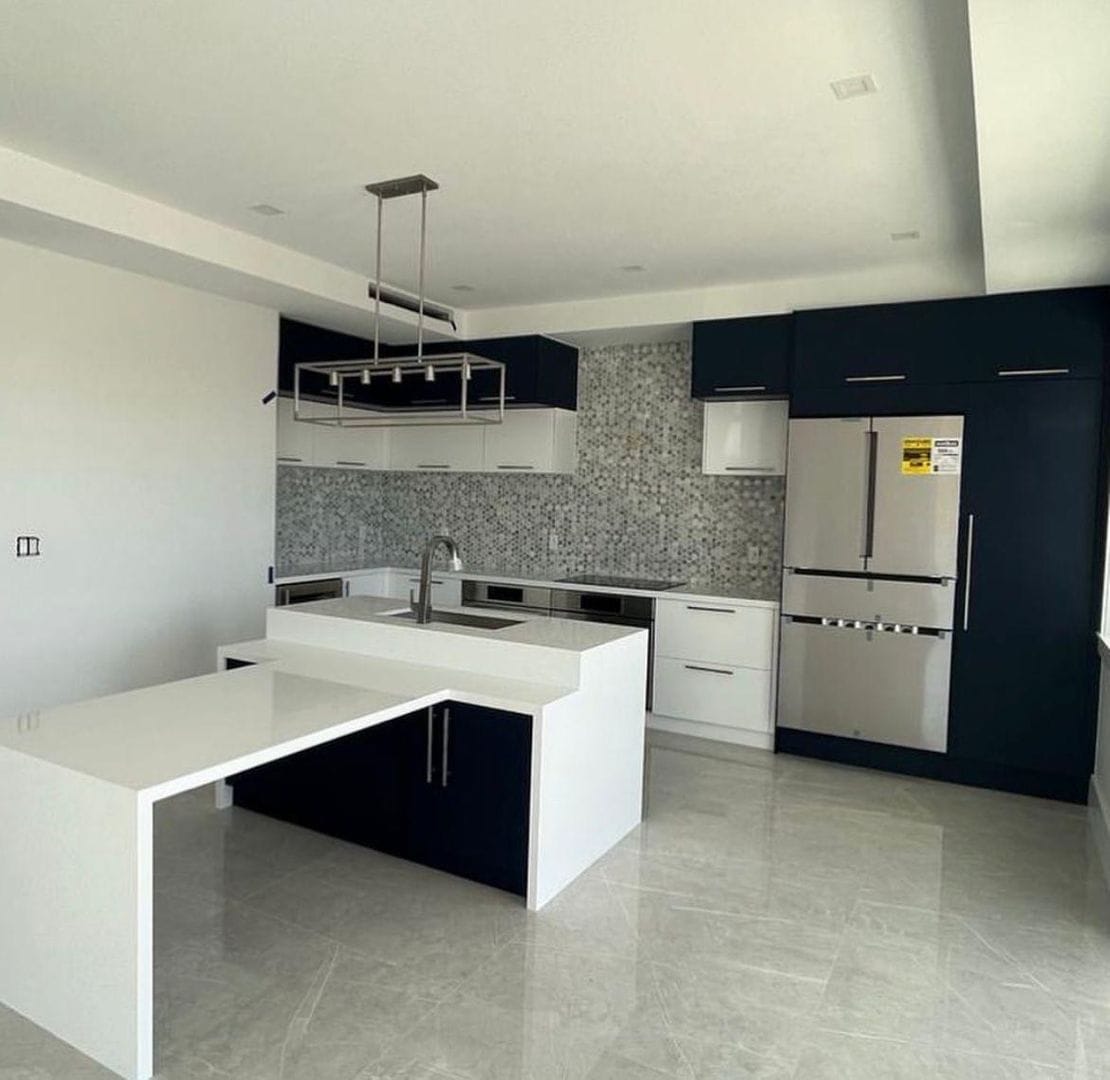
275 396 387 469
481 409 577 474
702 400 788 476
387 424 485 472
311 421 387 470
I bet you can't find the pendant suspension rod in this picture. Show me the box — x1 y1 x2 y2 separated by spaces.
417 186 428 362
373 192 383 365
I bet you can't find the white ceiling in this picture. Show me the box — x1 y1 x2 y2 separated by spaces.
0 1 1105 336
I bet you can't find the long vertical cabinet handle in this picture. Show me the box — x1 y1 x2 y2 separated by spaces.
441 707 450 788
860 429 878 560
963 514 975 632
426 706 434 784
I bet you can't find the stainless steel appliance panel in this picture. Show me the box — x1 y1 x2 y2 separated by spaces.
461 580 552 613
783 417 871 573
275 578 344 605
867 415 964 578
781 571 956 630
777 617 951 752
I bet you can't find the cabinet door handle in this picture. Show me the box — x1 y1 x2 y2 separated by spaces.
426 707 434 784
963 514 975 632
725 465 776 472
496 464 535 471
479 395 517 402
411 398 449 406
441 707 450 788
417 464 450 469
714 384 766 393
685 664 733 676
845 374 907 383
335 460 367 467
408 578 444 585
996 368 1070 377
686 605 735 614
276 456 303 463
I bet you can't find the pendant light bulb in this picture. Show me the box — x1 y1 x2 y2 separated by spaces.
424 364 436 383
392 365 403 384
360 368 371 386
328 370 340 388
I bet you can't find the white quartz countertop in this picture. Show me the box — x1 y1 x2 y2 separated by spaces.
275 564 779 608
285 595 647 651
0 643 571 799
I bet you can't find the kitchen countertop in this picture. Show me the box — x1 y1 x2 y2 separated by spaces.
275 562 780 607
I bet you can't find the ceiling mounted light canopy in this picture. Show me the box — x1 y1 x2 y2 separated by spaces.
293 174 505 429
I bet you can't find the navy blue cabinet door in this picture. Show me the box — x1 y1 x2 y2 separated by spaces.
411 702 532 896
691 315 792 398
949 378 1104 780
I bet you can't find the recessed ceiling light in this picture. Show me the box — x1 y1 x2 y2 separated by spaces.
620 264 646 273
890 230 921 242
830 74 877 100
450 284 475 292
249 203 285 216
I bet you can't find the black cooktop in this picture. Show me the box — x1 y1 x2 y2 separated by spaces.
556 573 686 591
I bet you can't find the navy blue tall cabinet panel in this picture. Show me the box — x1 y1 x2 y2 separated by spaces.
948 378 1104 783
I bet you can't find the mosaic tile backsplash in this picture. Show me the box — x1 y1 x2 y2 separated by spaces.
276 341 785 599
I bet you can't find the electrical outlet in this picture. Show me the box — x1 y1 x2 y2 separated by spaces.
746 543 762 562
15 536 41 557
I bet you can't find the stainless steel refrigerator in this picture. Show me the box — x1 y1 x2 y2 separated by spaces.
777 415 964 753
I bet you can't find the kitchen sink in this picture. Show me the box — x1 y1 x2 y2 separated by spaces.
387 610 523 630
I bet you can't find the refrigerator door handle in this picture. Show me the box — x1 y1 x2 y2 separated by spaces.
861 430 878 559
962 514 975 632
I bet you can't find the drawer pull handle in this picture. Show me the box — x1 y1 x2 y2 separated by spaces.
335 460 366 466
714 384 766 393
411 398 449 405
844 374 907 383
684 664 733 676
276 456 303 463
686 605 735 613
496 464 535 470
417 463 450 469
479 395 518 402
996 368 1070 377
724 465 776 472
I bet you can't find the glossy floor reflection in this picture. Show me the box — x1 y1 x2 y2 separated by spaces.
5 734 1110 1078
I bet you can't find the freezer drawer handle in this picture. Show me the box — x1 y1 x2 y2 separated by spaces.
684 664 733 676
714 384 767 393
686 605 735 614
963 514 975 632
996 368 1070 378
844 374 907 383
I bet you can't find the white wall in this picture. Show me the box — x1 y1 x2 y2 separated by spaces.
0 237 277 717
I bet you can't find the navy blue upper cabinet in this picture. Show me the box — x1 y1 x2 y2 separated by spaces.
691 315 793 398
794 288 1108 392
278 318 578 411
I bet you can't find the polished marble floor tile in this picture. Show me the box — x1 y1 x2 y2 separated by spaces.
5 736 1110 1079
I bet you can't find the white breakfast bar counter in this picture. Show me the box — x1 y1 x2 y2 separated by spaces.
0 597 647 1080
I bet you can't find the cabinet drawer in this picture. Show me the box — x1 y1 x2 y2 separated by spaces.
653 657 772 731
655 599 774 668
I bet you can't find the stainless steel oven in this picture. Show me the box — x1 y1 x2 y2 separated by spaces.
275 577 345 606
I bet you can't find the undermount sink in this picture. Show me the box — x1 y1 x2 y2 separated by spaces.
387 609 523 630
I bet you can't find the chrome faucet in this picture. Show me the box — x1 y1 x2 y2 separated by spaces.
411 534 463 624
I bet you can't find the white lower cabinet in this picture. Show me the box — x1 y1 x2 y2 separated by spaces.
344 571 390 597
378 570 463 608
653 658 772 730
651 597 777 747
702 400 788 476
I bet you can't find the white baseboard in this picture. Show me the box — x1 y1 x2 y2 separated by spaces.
646 712 773 750
1090 774 1110 891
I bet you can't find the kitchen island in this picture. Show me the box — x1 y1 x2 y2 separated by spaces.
0 596 647 1080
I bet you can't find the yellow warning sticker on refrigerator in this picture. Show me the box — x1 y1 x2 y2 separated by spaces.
902 436 962 475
